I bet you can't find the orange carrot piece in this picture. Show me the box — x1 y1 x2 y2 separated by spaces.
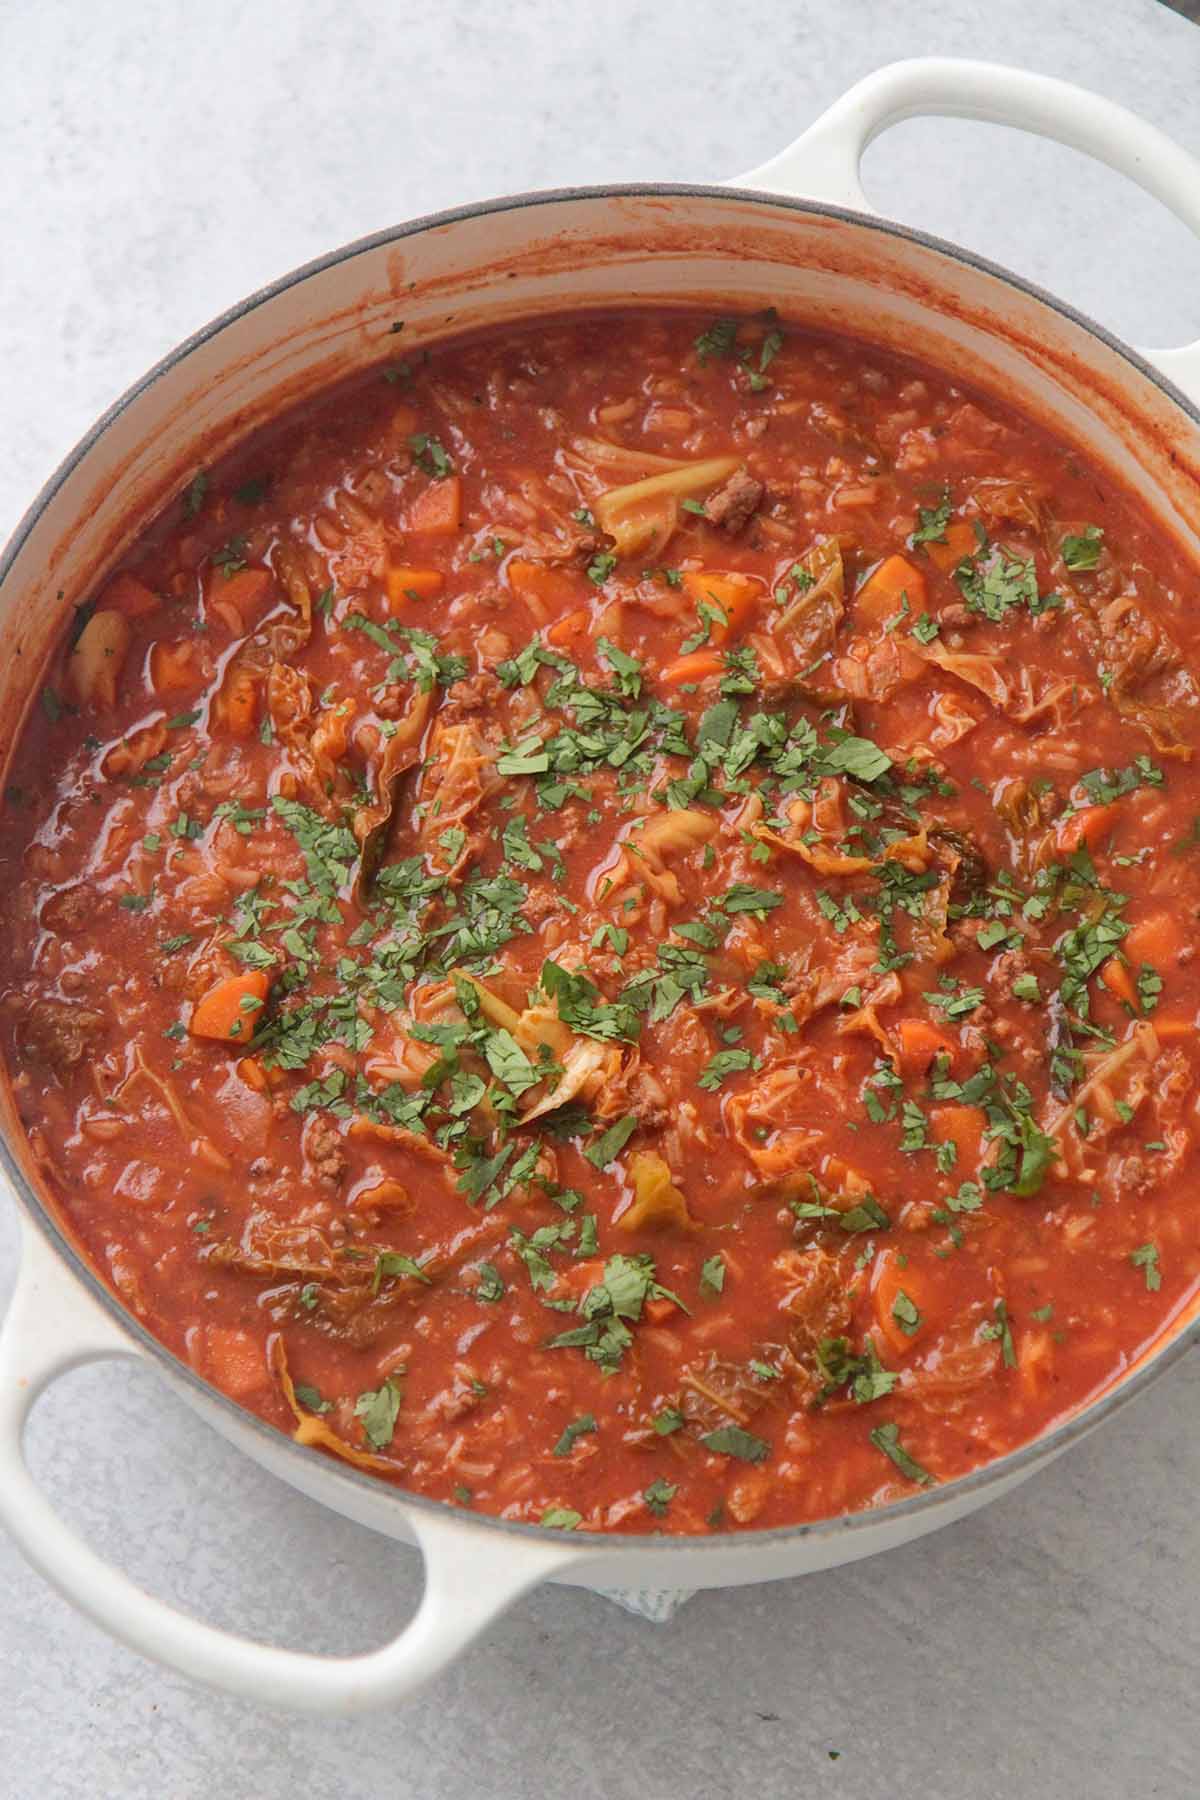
546 607 591 646
660 649 724 687
1052 803 1118 857
681 570 761 644
384 565 445 610
204 1326 267 1400
407 476 462 535
643 1295 678 1326
855 554 926 627
1147 1017 1196 1041
931 1104 985 1171
149 640 197 693
236 1055 269 1092
1100 957 1138 1009
895 1017 957 1077
190 970 270 1042
1124 910 1184 966
102 571 160 617
872 1253 929 1356
508 559 581 613
921 518 978 574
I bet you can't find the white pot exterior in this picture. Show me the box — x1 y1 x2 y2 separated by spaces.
1 58 1200 1712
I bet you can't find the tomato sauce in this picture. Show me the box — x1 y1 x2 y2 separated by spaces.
2 309 1199 1535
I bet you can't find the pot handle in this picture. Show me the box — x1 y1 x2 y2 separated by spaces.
732 57 1200 404
0 1218 580 1712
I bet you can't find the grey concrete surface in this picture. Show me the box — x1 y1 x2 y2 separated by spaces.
1 1 1199 1795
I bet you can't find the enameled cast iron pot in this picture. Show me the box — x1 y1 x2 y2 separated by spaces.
2 59 1200 1713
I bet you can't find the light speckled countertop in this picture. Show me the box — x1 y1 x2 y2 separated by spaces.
3 2 1200 1794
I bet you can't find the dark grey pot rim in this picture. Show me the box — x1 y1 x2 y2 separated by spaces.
2 179 1197 1559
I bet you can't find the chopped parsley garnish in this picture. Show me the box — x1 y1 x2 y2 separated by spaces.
911 491 952 545
553 1413 597 1457
869 1421 933 1485
700 1425 770 1463
409 432 453 477
474 1262 506 1303
1131 1242 1161 1291
890 1290 922 1336
697 1047 753 1091
583 1113 638 1169
694 317 740 363
816 1337 897 1404
1061 525 1104 570
699 1253 726 1295
355 1376 404 1450
644 1477 678 1516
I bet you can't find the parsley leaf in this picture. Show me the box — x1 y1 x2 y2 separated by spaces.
697 1048 753 1091
355 1376 404 1449
474 1261 506 1302
1061 525 1104 571
553 1413 597 1457
584 1113 638 1169
699 1253 726 1295
869 1421 933 1485
409 432 452 477
540 1507 583 1531
700 1425 770 1463
644 1477 678 1516
1131 1242 1161 1291
694 317 740 363
372 1252 431 1293
911 491 952 545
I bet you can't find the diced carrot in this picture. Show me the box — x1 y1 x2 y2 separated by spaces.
349 1177 413 1212
391 403 420 436
101 571 160 617
921 518 978 574
894 1017 957 1077
214 664 258 738
931 1104 985 1172
204 1326 267 1400
236 1055 269 1092
149 639 197 693
384 565 445 610
508 559 581 614
643 1294 678 1326
407 476 462 535
1052 802 1118 858
1124 910 1184 966
872 1252 930 1356
1148 1017 1196 1041
190 970 270 1042
206 566 274 631
1100 957 1138 1009
660 649 724 687
855 554 926 627
546 607 590 647
681 569 761 644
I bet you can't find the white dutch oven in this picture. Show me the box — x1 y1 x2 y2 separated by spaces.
2 58 1200 1714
